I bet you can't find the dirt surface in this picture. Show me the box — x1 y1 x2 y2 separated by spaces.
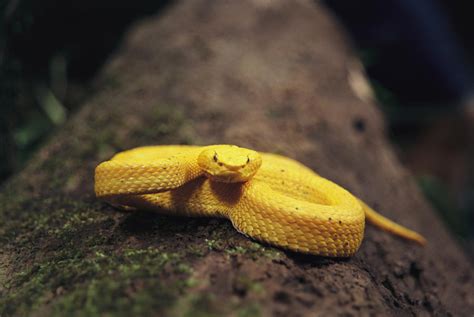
1 0 473 316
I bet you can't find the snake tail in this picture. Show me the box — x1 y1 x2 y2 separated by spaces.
359 200 427 245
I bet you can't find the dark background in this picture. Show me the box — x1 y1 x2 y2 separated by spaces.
1 0 473 257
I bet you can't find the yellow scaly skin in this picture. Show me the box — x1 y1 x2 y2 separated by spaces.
95 145 426 257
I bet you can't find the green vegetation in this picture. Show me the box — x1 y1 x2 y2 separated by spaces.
4 248 183 316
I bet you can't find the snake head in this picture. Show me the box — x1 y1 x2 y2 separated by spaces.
198 145 262 183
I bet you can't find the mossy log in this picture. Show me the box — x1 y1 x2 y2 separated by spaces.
1 1 473 316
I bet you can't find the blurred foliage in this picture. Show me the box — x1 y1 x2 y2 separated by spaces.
417 175 470 238
0 0 171 183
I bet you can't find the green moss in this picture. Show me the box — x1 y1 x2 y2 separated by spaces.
2 247 185 316
186 244 207 257
237 303 262 317
0 185 193 316
233 276 265 299
171 291 263 317
225 246 248 255
183 293 220 317
204 238 223 251
52 278 175 317
50 248 182 317
225 242 283 260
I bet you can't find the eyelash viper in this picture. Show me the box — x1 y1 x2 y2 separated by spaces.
94 144 426 257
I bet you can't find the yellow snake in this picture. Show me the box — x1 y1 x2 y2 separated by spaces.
94 145 426 257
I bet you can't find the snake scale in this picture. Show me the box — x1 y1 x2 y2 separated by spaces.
95 144 426 257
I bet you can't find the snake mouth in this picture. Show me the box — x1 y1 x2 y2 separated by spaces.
203 170 248 183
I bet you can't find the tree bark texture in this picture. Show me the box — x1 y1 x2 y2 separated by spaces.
1 1 473 316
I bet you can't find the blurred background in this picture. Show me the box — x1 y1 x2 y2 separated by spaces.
1 0 473 258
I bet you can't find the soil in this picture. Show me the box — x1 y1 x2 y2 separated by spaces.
1 1 473 316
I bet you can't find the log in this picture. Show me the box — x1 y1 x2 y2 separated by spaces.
1 1 473 316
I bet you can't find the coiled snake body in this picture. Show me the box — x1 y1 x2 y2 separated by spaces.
95 144 425 257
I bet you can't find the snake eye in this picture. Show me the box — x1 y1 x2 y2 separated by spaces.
246 156 250 164
213 152 218 162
